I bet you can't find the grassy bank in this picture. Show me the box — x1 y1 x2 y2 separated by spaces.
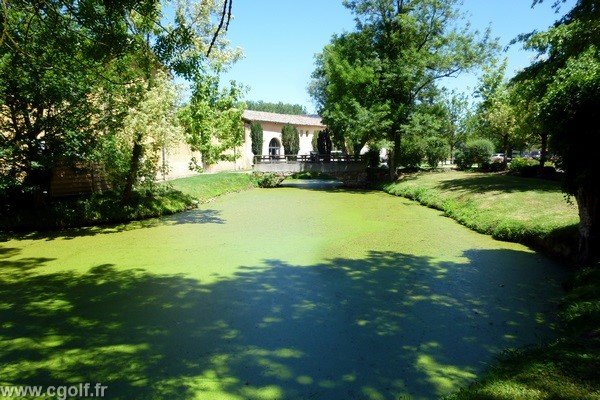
383 170 579 260
0 185 195 231
0 172 258 232
166 172 257 202
383 169 599 399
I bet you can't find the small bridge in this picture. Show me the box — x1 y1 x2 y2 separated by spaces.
253 154 369 187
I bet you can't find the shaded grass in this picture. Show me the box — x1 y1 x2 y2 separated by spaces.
382 169 600 400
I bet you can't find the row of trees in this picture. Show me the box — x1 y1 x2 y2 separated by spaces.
245 101 308 115
310 0 599 264
0 0 244 207
309 0 496 170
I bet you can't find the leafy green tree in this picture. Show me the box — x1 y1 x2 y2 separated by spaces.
311 131 320 153
250 122 264 156
104 71 183 187
441 91 470 164
397 136 426 170
454 139 494 170
513 0 600 264
179 74 245 170
309 29 390 155
310 0 497 176
473 60 518 167
425 137 448 168
0 0 127 206
509 79 550 171
317 129 333 156
0 0 242 205
281 124 300 156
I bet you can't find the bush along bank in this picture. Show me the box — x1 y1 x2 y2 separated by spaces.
0 185 196 232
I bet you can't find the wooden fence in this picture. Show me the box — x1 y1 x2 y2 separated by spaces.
50 163 110 197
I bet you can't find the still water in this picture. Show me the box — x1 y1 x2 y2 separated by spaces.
0 180 568 399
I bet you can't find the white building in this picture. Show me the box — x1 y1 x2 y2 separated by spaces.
242 110 326 158
158 110 326 179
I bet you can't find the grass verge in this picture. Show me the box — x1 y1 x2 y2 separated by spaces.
383 169 579 260
166 172 257 202
383 169 599 400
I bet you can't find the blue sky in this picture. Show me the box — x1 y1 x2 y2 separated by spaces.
220 0 575 114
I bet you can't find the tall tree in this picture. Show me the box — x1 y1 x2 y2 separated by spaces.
281 124 300 156
179 73 245 170
0 0 136 205
310 0 497 176
0 0 242 205
473 59 519 167
118 0 243 200
440 90 470 164
106 71 183 186
513 0 600 265
250 122 264 156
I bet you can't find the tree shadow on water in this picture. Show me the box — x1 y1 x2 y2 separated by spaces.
0 209 225 242
0 248 566 399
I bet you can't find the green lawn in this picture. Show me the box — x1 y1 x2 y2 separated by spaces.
166 172 257 203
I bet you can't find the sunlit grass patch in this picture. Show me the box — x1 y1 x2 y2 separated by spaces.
167 172 257 203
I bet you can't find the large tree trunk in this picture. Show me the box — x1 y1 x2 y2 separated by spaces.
575 186 599 266
539 131 548 173
389 132 401 180
121 133 144 203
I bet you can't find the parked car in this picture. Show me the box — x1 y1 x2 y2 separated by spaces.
491 153 505 163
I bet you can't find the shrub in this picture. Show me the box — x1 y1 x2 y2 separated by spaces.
425 136 448 168
252 172 284 188
398 136 426 169
453 149 473 170
468 139 494 167
508 156 531 172
454 139 494 170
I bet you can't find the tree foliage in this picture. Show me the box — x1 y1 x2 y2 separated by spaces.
180 74 245 169
0 0 242 207
473 60 519 166
108 72 183 187
454 139 494 170
245 101 307 115
513 0 600 264
425 136 448 168
310 0 497 174
281 124 300 156
250 122 264 156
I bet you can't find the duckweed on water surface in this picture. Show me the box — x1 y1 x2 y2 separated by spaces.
1 181 568 399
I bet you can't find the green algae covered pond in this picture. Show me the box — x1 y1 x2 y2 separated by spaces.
0 180 568 399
